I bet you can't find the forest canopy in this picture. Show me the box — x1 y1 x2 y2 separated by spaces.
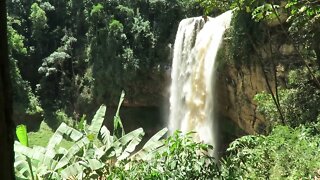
7 0 201 125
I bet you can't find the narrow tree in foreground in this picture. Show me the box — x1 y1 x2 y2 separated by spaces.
0 0 15 179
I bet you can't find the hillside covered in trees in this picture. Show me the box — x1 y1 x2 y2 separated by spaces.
8 0 202 127
7 0 320 179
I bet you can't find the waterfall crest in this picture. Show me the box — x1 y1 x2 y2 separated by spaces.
169 11 233 153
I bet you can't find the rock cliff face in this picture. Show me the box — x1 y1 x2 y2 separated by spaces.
215 28 297 134
216 62 270 134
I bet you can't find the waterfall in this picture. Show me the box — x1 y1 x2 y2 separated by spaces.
169 11 233 154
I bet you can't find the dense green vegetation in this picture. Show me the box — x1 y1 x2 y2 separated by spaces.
14 95 320 179
203 124 320 179
15 93 218 179
201 0 320 179
7 0 201 125
8 0 320 179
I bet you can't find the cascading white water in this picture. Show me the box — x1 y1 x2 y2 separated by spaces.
169 11 233 154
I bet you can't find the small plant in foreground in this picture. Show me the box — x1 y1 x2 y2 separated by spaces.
107 131 219 179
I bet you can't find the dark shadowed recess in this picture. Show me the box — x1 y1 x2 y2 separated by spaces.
217 114 247 157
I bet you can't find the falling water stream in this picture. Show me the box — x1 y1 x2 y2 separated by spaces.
169 11 233 155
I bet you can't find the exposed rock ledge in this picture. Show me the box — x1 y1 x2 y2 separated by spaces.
216 63 269 134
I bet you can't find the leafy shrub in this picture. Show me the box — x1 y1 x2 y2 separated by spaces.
108 131 219 179
221 125 320 179
54 110 74 127
254 67 320 127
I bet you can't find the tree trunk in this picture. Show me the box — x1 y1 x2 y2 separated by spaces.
0 0 15 179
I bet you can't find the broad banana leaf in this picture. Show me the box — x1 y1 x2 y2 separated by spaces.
132 128 168 161
88 105 106 140
115 128 144 160
14 153 31 179
100 125 113 147
97 128 145 161
47 123 83 150
85 159 104 170
16 125 28 147
117 129 145 160
62 159 103 178
14 141 58 169
54 137 90 170
61 162 84 179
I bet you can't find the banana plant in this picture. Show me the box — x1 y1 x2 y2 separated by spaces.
15 91 168 179
14 123 88 179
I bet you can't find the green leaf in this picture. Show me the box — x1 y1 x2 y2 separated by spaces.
61 162 84 179
47 123 83 149
16 125 28 147
77 114 87 131
14 142 57 168
90 3 104 16
88 105 106 140
95 144 115 160
14 153 31 179
54 137 90 170
118 128 145 161
113 115 125 139
86 159 104 170
114 91 125 138
14 141 56 180
132 128 168 160
113 128 144 159
100 125 113 147
116 91 125 117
